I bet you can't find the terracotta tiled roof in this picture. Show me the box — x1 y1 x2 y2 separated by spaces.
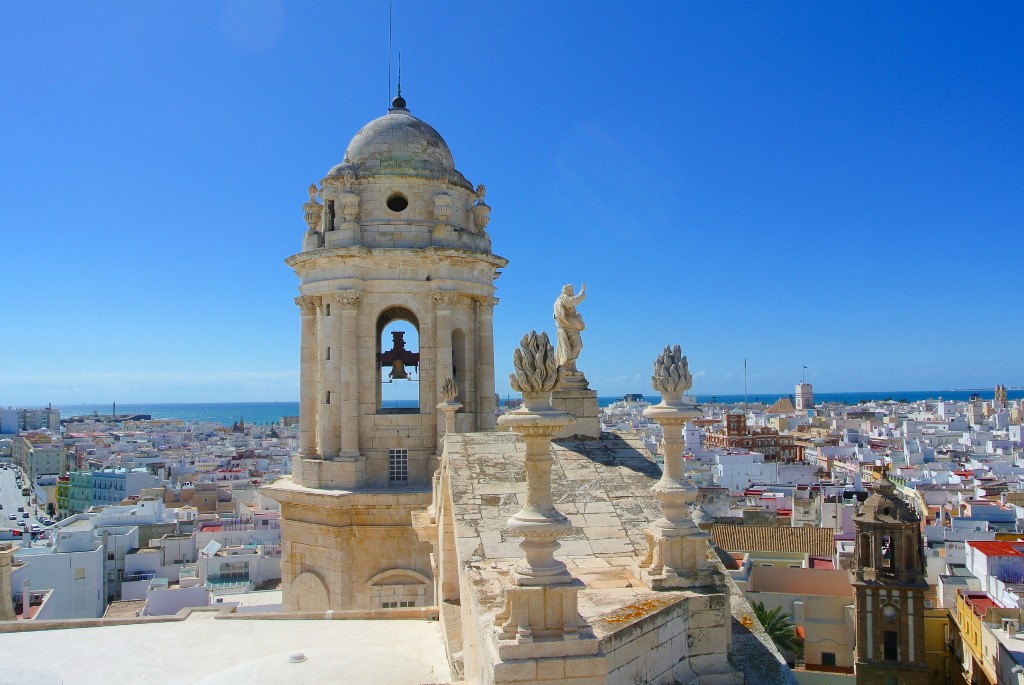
710 525 835 557
967 540 1024 558
766 397 796 414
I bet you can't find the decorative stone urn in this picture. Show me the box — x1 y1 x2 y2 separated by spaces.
303 184 321 231
302 184 324 250
433 191 453 223
471 200 490 232
635 345 713 589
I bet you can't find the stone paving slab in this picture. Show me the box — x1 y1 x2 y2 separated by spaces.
447 432 662 564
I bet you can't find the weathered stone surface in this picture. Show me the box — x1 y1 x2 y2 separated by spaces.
551 387 600 439
440 432 784 684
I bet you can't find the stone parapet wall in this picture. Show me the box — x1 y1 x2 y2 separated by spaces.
0 605 439 633
596 591 738 685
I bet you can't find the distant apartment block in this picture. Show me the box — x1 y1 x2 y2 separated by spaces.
0 406 60 434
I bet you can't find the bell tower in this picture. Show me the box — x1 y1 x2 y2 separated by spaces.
270 95 507 612
850 475 928 685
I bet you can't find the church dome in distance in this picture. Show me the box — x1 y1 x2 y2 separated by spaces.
854 475 919 524
327 98 466 185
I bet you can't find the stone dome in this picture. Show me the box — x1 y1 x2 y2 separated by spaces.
326 103 467 186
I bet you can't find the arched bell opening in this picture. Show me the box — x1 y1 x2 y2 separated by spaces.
377 306 421 414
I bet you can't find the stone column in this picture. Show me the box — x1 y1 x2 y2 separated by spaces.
337 292 361 459
295 295 321 458
493 331 597 659
476 296 497 431
635 345 714 590
433 293 455 442
318 295 343 459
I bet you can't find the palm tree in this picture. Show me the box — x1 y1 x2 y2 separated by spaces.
751 601 804 661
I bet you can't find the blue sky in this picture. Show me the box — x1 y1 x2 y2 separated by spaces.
2 2 1022 404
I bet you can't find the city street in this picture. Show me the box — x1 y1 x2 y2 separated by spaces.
0 463 47 539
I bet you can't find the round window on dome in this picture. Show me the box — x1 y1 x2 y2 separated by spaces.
386 193 409 212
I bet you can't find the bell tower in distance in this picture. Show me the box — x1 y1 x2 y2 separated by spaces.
850 474 929 685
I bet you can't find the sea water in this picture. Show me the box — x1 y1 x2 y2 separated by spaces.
55 388 1022 427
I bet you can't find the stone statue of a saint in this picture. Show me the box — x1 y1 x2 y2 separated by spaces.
553 283 587 373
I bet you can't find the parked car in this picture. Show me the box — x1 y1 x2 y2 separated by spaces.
21 512 30 519
7 514 14 521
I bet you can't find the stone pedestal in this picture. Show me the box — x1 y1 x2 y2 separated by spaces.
494 580 598 660
634 398 715 590
498 405 575 586
634 526 715 590
551 372 600 439
436 399 462 453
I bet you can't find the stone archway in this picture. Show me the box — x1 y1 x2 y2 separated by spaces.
291 571 330 611
366 568 432 609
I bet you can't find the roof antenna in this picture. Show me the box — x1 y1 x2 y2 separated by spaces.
387 5 407 110
387 1 392 107
743 358 748 414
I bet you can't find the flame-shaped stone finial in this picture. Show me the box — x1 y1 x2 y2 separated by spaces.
509 331 561 395
441 376 459 403
651 345 692 400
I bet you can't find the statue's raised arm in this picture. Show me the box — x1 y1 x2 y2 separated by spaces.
565 282 586 307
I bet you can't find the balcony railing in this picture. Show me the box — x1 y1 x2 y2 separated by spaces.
207 573 250 588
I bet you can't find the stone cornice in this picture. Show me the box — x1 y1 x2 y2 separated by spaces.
262 478 431 506
286 246 508 271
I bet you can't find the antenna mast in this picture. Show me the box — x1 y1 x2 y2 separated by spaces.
387 1 393 104
743 359 748 413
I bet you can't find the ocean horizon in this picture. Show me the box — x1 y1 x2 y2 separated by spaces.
52 388 1023 427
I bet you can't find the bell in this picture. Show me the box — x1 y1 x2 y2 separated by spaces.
389 359 409 380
